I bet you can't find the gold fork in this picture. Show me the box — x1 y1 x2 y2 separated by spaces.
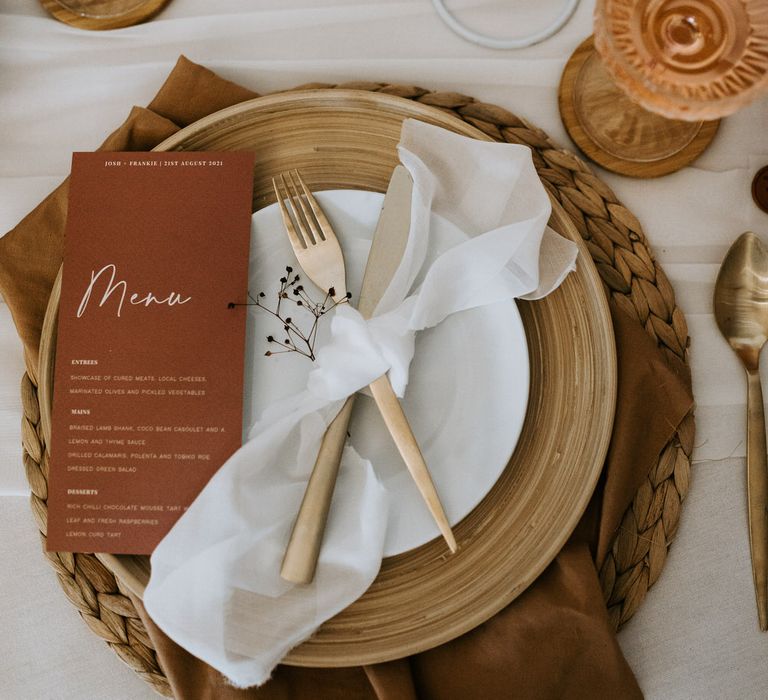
274 171 456 584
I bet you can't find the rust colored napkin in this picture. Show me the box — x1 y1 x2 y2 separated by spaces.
1 56 693 699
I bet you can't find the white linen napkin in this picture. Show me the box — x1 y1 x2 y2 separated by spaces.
143 119 578 688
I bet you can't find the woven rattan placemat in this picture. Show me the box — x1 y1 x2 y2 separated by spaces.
19 83 694 697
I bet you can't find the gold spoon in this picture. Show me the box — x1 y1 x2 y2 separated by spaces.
714 231 768 631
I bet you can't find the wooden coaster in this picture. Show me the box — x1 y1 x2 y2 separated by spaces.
39 0 170 30
559 36 720 178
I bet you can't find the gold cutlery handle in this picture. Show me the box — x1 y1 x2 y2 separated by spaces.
747 368 768 630
368 374 457 553
281 373 456 585
280 395 356 584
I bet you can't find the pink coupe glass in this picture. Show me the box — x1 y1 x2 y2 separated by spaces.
594 0 768 121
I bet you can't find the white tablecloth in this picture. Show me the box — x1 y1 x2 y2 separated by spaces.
1 1 767 698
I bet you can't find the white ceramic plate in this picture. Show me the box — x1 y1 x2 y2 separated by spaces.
244 190 529 556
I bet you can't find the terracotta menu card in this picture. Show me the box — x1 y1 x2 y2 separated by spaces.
46 152 254 554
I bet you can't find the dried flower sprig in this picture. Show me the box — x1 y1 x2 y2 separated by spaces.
228 266 351 361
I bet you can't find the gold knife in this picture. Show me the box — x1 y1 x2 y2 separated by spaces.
280 166 456 584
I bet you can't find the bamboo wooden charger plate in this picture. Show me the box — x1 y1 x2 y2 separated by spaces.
38 90 617 667
39 0 170 30
559 36 720 178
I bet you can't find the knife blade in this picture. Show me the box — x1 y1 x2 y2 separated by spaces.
357 165 413 318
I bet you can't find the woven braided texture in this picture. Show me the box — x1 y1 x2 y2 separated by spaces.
20 83 693 696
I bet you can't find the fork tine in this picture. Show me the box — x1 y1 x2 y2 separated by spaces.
287 171 324 245
281 173 316 246
272 177 306 250
294 170 334 243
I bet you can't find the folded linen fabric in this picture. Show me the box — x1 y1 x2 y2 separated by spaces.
143 119 578 688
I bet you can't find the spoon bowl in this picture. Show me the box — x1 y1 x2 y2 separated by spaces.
714 231 768 370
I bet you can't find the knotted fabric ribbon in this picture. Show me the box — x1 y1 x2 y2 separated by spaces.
144 120 578 688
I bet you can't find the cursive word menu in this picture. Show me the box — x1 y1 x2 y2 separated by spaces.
46 152 254 554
